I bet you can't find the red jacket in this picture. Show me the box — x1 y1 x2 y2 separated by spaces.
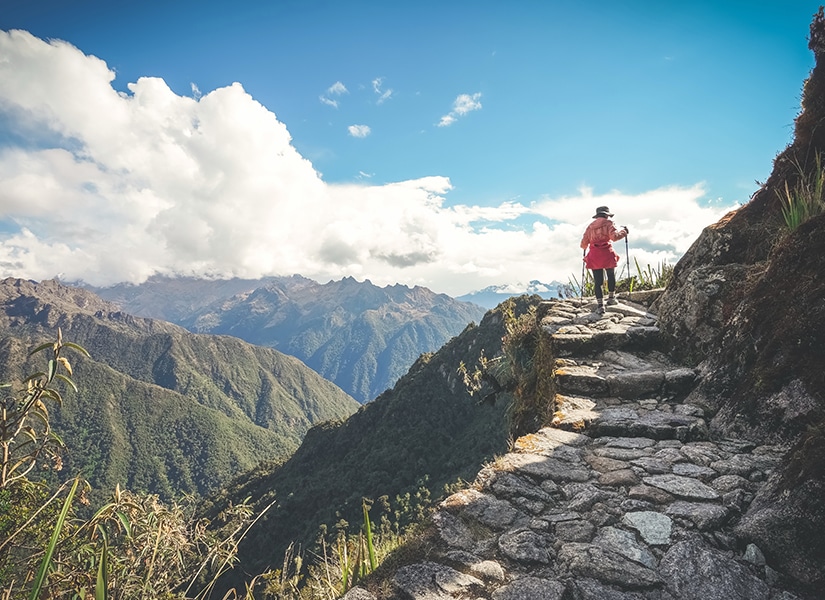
580 217 627 270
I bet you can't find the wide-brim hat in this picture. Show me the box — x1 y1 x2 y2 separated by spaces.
592 205 614 218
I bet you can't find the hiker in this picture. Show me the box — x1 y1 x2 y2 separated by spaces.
580 205 629 314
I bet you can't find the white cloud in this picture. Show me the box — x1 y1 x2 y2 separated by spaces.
319 95 339 108
320 80 348 108
438 92 482 127
348 124 371 138
453 93 482 115
0 31 735 296
438 114 456 127
372 77 393 104
328 81 347 95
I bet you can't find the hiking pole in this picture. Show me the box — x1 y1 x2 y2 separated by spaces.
625 234 631 302
580 249 586 307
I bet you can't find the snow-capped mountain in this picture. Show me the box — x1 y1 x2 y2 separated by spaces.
456 280 565 309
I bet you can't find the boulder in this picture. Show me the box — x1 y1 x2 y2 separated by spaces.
735 425 825 597
491 576 565 600
659 539 770 600
558 542 662 589
392 562 482 600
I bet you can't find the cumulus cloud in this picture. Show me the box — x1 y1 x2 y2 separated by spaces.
348 124 371 138
438 92 482 127
0 31 735 296
320 80 348 107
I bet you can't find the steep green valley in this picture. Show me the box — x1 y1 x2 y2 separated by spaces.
0 278 360 502
203 296 540 584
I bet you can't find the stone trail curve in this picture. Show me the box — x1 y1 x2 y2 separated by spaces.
344 296 800 600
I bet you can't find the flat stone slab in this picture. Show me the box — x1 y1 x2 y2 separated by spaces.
630 456 672 474
558 543 662 589
672 462 717 480
592 446 651 461
590 408 708 441
501 452 592 483
340 587 376 600
488 472 553 503
514 426 591 453
659 540 771 600
498 528 555 564
606 370 665 398
551 395 598 431
594 526 658 568
554 519 596 542
598 436 658 449
628 484 675 505
598 469 640 487
491 577 565 600
393 562 483 600
440 489 523 530
665 501 729 530
433 510 481 551
622 510 673 545
554 366 609 396
643 474 721 500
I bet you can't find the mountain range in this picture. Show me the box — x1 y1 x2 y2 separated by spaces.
0 277 359 501
455 279 565 308
89 275 487 403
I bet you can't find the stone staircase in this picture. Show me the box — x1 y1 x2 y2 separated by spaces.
344 297 801 600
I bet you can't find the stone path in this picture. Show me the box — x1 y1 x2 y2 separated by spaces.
344 297 800 600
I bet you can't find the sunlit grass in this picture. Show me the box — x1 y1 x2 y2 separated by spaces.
561 260 673 299
782 152 825 231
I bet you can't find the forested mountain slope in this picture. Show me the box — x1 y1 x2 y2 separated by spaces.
203 296 540 582
0 278 359 501
92 275 487 403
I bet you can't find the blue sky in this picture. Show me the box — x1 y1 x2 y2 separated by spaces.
0 0 817 295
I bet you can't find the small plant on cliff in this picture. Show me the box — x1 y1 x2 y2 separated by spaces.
560 260 672 298
615 259 674 293
781 151 825 231
0 328 88 489
266 494 420 600
458 298 556 438
500 299 556 438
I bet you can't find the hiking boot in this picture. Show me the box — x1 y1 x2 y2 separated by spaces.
606 297 618 306
595 304 605 315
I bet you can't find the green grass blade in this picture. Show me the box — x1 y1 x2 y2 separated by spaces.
363 499 377 571
29 477 80 600
95 535 109 600
28 342 54 357
62 342 91 357
54 373 79 393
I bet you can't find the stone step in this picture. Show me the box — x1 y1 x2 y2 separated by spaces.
587 406 709 442
552 395 709 442
540 299 663 357
551 325 662 356
554 363 697 400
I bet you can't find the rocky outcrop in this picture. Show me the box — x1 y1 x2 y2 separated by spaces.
655 7 825 364
354 299 803 599
651 9 825 594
